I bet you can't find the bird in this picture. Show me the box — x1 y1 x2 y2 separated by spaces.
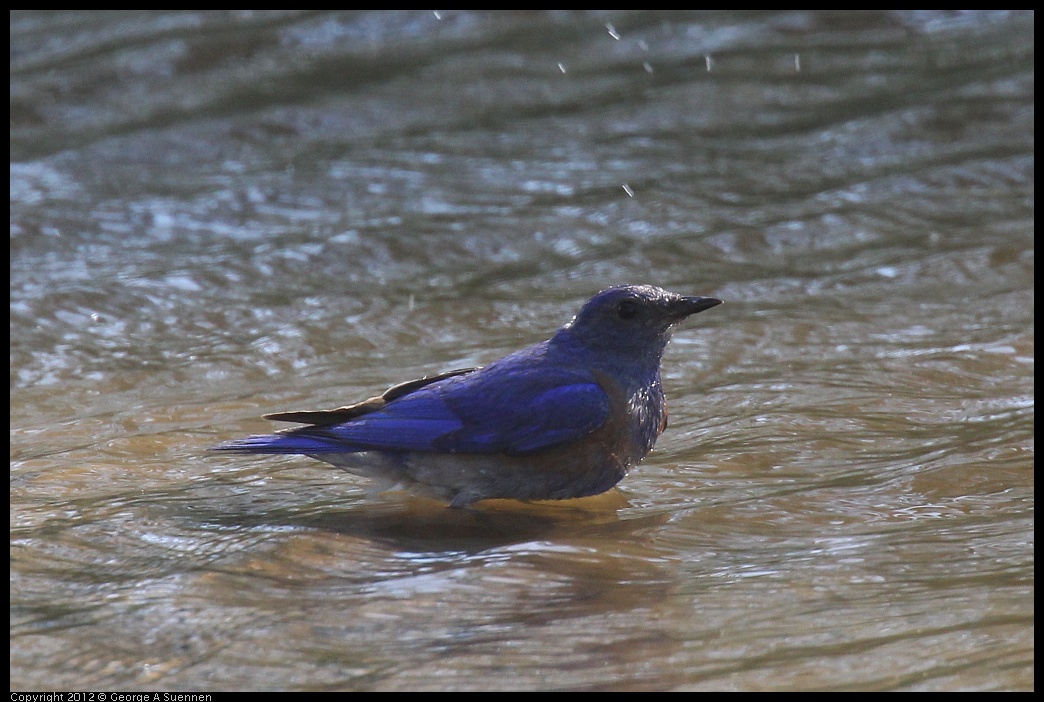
213 284 722 507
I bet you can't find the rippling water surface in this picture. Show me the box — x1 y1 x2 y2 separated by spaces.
11 10 1033 691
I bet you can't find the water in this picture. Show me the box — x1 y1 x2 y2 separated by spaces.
10 10 1033 691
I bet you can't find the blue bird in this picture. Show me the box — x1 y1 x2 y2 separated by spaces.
214 284 722 507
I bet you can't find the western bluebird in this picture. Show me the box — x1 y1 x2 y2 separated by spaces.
214 284 722 507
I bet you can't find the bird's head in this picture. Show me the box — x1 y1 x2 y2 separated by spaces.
557 284 721 364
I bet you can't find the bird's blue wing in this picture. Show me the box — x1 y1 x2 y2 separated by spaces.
303 393 466 452
437 373 610 454
311 367 609 455
216 368 610 456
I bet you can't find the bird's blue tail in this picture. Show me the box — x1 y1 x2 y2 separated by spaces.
212 432 355 454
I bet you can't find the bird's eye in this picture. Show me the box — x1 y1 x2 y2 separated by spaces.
616 299 638 320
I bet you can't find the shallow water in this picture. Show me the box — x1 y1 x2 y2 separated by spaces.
10 10 1033 691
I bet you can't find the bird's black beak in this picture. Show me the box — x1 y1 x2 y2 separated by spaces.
671 295 723 319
